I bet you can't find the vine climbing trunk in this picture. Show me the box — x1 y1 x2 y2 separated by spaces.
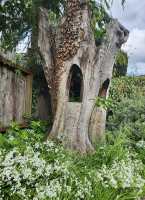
37 0 129 153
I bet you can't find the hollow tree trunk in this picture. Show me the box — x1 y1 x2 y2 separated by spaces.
37 0 129 153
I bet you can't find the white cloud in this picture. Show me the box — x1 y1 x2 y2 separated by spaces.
122 28 145 75
127 62 145 75
111 0 145 31
123 28 145 64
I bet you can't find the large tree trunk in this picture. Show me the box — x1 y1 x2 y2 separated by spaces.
37 0 129 153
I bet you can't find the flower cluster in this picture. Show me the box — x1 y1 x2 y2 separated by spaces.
136 139 145 148
0 132 94 199
0 128 145 200
91 152 145 192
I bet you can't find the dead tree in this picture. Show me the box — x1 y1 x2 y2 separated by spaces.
37 0 129 152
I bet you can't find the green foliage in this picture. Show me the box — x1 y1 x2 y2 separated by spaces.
0 121 3 128
47 10 59 26
87 0 111 45
0 123 45 154
109 75 145 103
113 50 129 77
69 95 80 102
0 117 50 152
12 53 26 65
23 114 51 135
15 69 22 75
32 88 37 112
9 120 20 131
108 76 145 142
90 97 113 110
0 0 66 51
107 96 145 142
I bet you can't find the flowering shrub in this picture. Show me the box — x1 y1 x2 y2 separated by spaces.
0 129 95 199
0 126 145 200
96 154 144 189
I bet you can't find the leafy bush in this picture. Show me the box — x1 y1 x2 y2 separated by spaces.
23 114 51 136
108 76 145 142
109 76 145 103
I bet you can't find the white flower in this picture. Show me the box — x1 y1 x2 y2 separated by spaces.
66 186 71 193
23 168 32 178
33 197 38 200
35 143 39 148
136 140 145 148
55 148 59 153
8 136 15 141
110 178 117 188
17 187 26 196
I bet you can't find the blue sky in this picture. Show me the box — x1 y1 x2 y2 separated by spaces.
111 0 145 75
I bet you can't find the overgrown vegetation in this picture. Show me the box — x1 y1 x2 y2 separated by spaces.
0 75 145 199
107 76 145 142
113 50 129 77
109 75 145 103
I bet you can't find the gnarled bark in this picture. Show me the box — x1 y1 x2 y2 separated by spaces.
37 0 129 153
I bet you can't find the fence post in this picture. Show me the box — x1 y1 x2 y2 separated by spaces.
25 75 33 115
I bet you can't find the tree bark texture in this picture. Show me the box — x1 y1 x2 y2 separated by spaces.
37 0 129 152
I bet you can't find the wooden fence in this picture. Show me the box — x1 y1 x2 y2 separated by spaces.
0 57 33 131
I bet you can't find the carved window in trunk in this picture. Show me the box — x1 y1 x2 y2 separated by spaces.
68 65 83 102
98 79 110 98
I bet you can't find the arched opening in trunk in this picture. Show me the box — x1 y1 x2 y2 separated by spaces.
98 78 110 98
68 65 83 102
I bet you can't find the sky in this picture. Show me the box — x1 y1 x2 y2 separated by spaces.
111 0 145 75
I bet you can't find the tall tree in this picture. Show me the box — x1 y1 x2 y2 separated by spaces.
37 0 129 152
0 0 129 152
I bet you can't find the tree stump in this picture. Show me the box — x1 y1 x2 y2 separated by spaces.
37 0 129 152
